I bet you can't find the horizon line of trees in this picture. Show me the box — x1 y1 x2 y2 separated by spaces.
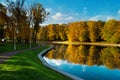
0 0 120 44
38 19 120 44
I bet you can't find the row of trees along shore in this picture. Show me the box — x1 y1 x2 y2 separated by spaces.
38 20 120 44
0 1 120 44
0 0 48 43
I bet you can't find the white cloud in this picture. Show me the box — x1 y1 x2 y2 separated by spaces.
88 15 102 21
65 16 73 20
45 11 120 25
52 12 63 20
43 12 79 25
43 57 68 66
118 10 120 15
88 15 115 21
106 16 114 20
46 8 52 12
52 12 75 22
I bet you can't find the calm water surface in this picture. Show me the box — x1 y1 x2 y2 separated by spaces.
44 44 120 80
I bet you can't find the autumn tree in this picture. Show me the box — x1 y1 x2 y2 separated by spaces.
87 21 99 42
101 19 120 43
96 20 105 41
67 22 81 42
53 24 61 40
78 21 89 42
38 26 48 41
4 0 27 43
0 3 6 24
57 24 68 41
54 24 68 41
38 24 68 41
46 24 56 41
67 21 89 42
0 3 12 42
32 3 48 42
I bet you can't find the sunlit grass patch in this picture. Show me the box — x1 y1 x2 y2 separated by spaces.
0 46 71 80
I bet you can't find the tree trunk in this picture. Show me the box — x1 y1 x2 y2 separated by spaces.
33 30 37 43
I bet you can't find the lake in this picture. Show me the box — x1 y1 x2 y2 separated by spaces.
44 44 120 80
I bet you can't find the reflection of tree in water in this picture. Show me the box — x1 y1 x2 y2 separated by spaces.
46 45 67 59
101 47 120 69
87 46 102 66
46 45 120 69
66 45 82 64
65 45 89 64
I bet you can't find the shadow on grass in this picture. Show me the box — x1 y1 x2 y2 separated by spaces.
0 56 49 80
0 68 46 80
0 47 71 80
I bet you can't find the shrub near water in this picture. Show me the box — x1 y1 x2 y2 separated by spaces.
0 46 71 80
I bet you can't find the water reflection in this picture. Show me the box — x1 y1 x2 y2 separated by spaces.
46 45 120 69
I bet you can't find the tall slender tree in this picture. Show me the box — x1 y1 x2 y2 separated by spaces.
32 3 49 43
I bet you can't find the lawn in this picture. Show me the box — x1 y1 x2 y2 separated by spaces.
0 42 37 53
0 46 71 80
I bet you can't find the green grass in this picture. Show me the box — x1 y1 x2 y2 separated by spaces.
0 46 71 80
0 42 37 53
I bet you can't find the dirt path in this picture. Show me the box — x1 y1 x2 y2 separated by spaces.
0 46 40 64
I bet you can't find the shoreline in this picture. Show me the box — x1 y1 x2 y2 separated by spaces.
38 46 84 80
52 41 120 47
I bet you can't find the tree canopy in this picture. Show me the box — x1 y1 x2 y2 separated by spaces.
1 0 120 44
0 0 48 43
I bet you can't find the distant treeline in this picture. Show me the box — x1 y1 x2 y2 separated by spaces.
38 19 120 44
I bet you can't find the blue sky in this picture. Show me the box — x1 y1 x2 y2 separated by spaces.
36 0 120 25
1 0 120 25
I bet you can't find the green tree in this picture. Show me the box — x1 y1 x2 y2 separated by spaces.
101 19 120 43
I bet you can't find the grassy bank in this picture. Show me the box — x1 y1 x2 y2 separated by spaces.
0 42 37 53
0 46 71 80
